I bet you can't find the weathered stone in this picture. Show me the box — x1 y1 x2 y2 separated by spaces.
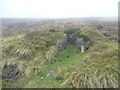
56 35 67 52
81 45 84 53
76 38 84 48
64 29 80 44
76 38 84 52
76 37 92 52
2 63 24 83
47 71 56 78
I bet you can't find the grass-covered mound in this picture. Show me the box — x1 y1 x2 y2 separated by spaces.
59 27 118 88
2 30 66 62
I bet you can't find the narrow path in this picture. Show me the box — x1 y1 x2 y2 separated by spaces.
25 44 86 88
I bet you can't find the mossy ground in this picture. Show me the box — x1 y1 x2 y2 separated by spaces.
24 44 86 88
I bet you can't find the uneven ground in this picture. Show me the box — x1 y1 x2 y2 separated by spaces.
1 18 119 88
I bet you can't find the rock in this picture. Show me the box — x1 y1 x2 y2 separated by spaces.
2 63 23 83
0 61 5 68
81 45 84 53
76 38 85 52
76 37 92 52
47 71 56 78
56 36 67 52
76 38 84 48
64 29 80 44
